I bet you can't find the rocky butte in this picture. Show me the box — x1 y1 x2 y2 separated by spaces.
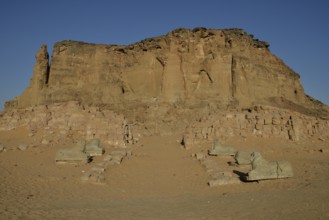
2 28 329 146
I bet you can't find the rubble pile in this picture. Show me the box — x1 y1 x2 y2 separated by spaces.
193 140 294 187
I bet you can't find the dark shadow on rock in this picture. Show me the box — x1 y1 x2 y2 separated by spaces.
233 170 249 182
227 161 238 167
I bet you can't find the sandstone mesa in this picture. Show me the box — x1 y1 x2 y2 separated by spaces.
1 28 329 219
1 27 329 147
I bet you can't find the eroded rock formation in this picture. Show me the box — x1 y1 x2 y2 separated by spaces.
7 28 328 109
3 27 329 136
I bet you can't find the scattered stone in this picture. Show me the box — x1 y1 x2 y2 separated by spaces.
111 155 124 165
210 171 234 179
85 139 104 156
208 139 236 156
246 152 294 181
0 145 5 152
103 155 113 162
103 160 117 166
200 159 219 171
80 171 92 181
90 166 105 173
111 150 127 157
208 176 241 187
195 152 206 160
126 150 133 159
80 146 133 184
90 174 105 184
234 151 255 165
81 165 106 184
18 144 28 151
96 150 128 166
227 162 237 167
41 139 49 145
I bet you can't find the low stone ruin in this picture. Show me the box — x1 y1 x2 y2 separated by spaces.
183 105 329 149
0 101 134 147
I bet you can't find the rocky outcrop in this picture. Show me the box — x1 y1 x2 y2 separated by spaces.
3 28 329 136
5 45 49 109
5 28 328 126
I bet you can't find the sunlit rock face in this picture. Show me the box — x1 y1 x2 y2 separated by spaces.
5 28 329 134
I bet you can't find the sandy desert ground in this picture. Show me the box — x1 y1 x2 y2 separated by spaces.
1 127 329 220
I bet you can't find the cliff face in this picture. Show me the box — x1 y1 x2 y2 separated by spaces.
5 28 328 123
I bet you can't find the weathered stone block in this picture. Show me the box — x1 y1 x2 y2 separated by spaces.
55 141 89 163
195 152 206 160
234 151 254 165
208 176 241 187
272 115 282 125
255 123 263 130
103 155 113 162
208 139 236 156
18 144 28 151
264 115 273 125
85 139 104 156
55 149 89 163
246 152 293 181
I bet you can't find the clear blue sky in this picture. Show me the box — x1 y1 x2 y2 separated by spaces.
1 0 328 110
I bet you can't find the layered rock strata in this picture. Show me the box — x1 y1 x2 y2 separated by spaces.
3 27 329 136
5 28 328 121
